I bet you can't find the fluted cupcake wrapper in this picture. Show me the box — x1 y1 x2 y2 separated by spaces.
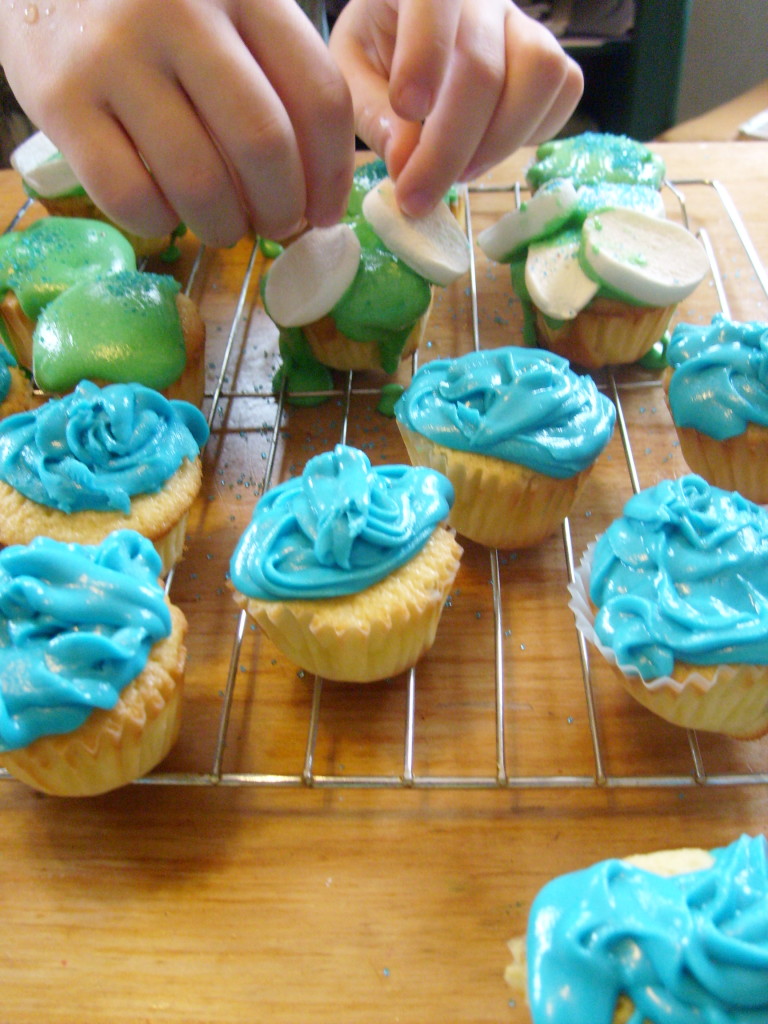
569 543 768 739
398 425 590 549
233 526 462 683
535 299 675 370
0 605 187 796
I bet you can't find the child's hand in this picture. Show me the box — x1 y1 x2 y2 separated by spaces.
1 0 356 247
330 0 583 217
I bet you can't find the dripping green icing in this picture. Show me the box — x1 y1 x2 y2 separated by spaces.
330 216 431 374
272 327 334 407
33 270 187 393
0 216 136 319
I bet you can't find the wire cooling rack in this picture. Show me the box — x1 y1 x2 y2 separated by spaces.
3 174 768 793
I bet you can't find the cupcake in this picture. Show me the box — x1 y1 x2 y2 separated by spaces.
664 314 768 503
570 474 768 739
11 130 185 260
478 170 708 369
0 215 136 370
394 346 616 549
0 380 209 574
524 131 666 192
0 529 187 796
263 158 468 379
505 833 768 1024
0 346 40 419
229 444 462 683
32 269 206 406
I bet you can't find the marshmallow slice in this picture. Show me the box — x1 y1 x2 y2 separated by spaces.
525 232 599 321
11 130 81 197
581 208 709 306
263 224 361 328
362 177 470 286
477 179 579 262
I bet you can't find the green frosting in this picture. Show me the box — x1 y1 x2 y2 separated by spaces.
330 216 431 374
0 216 136 319
33 270 187 393
272 327 334 407
526 132 666 191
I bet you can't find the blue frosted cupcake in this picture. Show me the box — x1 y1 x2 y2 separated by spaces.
394 346 616 548
0 530 187 795
230 445 461 682
664 314 768 503
0 380 209 572
505 833 768 1024
571 474 768 738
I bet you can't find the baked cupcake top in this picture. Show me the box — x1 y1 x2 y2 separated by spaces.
230 444 454 600
525 131 666 191
394 347 616 478
32 270 188 394
0 216 136 323
666 314 768 439
0 530 171 751
0 380 209 514
589 474 768 679
525 833 768 1024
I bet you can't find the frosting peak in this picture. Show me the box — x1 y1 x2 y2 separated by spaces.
230 444 454 600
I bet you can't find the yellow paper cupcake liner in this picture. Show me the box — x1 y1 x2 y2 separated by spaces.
569 543 768 739
0 604 187 796
398 425 590 549
234 526 462 683
535 298 676 369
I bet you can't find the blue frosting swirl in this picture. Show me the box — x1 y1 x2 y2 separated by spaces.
589 475 768 679
0 380 209 513
230 444 454 600
526 833 768 1024
0 530 171 751
0 345 15 404
394 347 615 478
667 314 768 439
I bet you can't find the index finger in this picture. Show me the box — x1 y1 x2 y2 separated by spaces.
388 0 463 122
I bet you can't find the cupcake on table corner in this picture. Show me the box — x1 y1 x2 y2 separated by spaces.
0 380 210 575
663 313 768 503
505 833 768 1024
570 474 768 739
11 130 186 260
0 215 136 372
229 444 462 683
394 346 616 549
262 158 469 385
478 133 708 369
0 530 188 796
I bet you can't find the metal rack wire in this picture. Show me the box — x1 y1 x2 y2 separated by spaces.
3 177 768 793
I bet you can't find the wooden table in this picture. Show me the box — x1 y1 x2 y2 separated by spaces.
1 142 768 1024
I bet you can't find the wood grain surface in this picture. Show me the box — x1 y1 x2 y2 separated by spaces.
1 143 767 1024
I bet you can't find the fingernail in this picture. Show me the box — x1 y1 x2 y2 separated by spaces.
395 84 433 122
398 189 435 219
